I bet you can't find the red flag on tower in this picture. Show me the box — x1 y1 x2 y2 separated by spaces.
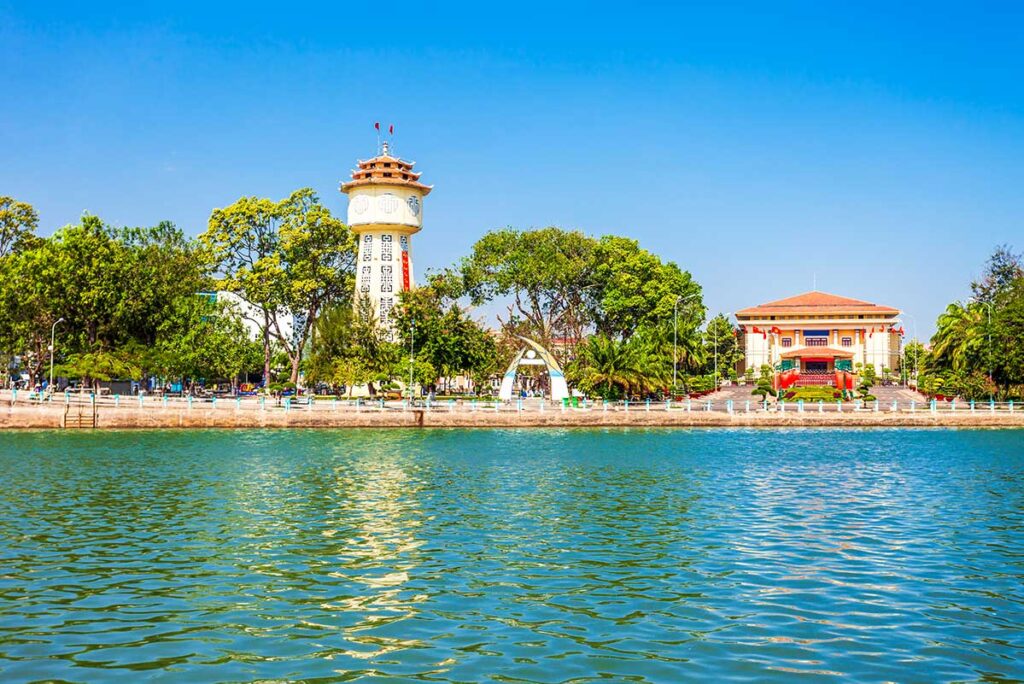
374 122 380 131
389 124 394 135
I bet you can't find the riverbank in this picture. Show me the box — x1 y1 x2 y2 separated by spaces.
3 401 1024 429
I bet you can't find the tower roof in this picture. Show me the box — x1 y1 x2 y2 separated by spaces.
340 142 432 195
735 290 899 316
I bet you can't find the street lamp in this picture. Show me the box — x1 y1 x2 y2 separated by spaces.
49 317 65 395
673 294 699 393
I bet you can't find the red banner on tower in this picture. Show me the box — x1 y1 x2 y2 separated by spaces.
401 251 410 291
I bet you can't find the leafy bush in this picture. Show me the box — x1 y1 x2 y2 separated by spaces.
783 386 842 401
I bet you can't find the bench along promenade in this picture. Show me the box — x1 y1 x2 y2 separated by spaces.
2 389 1023 429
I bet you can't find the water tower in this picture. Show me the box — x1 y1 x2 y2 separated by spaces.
340 140 432 334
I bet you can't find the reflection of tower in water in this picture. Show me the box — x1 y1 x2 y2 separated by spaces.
322 456 429 659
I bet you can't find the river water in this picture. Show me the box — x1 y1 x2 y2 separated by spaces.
1 428 1022 682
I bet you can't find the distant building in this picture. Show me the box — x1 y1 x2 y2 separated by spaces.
209 290 294 344
736 291 903 383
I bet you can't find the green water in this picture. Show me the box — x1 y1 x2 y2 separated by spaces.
1 428 1022 682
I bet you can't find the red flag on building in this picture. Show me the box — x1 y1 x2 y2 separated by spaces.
389 124 394 135
374 122 380 131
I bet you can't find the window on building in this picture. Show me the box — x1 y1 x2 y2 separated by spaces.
807 338 827 347
379 297 394 327
381 264 393 293
360 265 371 293
362 234 372 261
781 338 793 347
381 234 393 261
842 337 852 346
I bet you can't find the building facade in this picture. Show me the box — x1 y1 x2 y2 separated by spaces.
340 141 431 335
736 291 902 383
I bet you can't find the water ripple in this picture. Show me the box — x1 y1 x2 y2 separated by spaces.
1 428 1023 682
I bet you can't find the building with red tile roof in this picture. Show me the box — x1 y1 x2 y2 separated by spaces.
736 291 903 385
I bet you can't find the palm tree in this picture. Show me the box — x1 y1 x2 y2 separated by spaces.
628 326 673 395
575 335 643 398
930 302 985 372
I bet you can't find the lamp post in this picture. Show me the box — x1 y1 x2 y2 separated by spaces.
48 317 65 394
673 294 699 393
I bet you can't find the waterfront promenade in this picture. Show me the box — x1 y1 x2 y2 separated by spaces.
3 389 1022 429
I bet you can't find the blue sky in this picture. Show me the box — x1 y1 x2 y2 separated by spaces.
3 1 1023 338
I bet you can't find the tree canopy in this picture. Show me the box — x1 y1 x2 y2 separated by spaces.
924 245 1024 400
202 188 355 384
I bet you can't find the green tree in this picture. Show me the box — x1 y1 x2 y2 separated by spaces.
588 235 704 340
971 244 1023 304
392 283 498 394
306 297 399 396
57 350 141 392
457 227 596 349
990 276 1024 396
203 195 285 385
930 302 985 373
115 222 207 346
0 196 38 257
203 190 354 386
902 340 928 379
0 216 208 386
275 189 356 383
151 295 263 390
702 314 741 379
570 335 642 399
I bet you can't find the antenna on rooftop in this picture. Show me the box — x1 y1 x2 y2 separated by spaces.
374 122 381 155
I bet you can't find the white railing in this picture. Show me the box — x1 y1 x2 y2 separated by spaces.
2 389 1019 416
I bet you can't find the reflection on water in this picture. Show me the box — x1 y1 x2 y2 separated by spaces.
1 428 1023 682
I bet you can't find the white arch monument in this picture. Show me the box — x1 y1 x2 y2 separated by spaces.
498 337 570 402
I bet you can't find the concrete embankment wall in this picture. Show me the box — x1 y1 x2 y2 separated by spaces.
3 402 1024 429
